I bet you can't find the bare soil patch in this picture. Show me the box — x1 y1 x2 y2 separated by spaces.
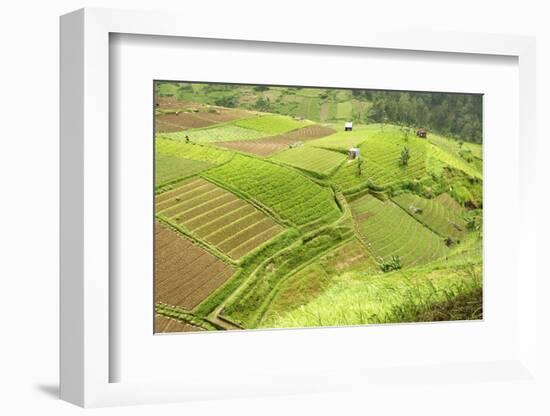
215 125 336 156
156 113 215 132
155 222 234 310
155 99 255 133
154 314 204 333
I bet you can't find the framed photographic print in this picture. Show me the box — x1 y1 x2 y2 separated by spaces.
60 7 540 409
152 81 484 334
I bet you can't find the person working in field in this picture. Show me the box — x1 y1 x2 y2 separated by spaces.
185 135 190 143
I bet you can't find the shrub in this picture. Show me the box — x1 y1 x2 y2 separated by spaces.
378 255 402 272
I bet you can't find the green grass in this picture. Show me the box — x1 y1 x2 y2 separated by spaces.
156 137 234 165
203 154 342 226
162 124 268 143
351 193 448 267
305 130 368 151
392 193 466 240
232 115 308 135
259 263 482 328
270 146 346 177
155 154 213 187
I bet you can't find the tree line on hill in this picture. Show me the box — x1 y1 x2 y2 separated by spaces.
156 82 483 144
352 90 483 144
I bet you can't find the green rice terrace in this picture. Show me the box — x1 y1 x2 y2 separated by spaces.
154 82 483 333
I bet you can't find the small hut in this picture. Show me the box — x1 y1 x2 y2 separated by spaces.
348 147 360 160
344 121 353 132
416 128 428 138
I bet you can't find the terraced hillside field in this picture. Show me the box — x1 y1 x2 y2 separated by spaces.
155 99 254 133
153 84 483 333
156 113 215 132
232 114 308 135
332 126 428 191
305 130 368 151
351 194 448 267
427 142 482 179
154 314 205 333
155 222 234 310
435 192 463 214
215 125 335 156
156 137 233 166
260 238 379 325
260 262 481 329
162 124 269 143
270 146 346 177
203 155 342 226
156 178 284 259
392 193 466 240
155 153 213 187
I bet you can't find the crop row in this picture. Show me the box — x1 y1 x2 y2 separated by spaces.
222 224 354 327
162 124 270 143
155 154 213 188
155 177 214 206
156 178 283 259
155 222 235 311
203 155 342 226
156 136 234 165
351 194 448 267
154 314 204 333
259 238 379 325
332 129 428 190
392 193 466 240
215 124 336 157
427 143 482 179
435 192 463 214
270 146 346 176
306 130 367 151
232 114 308 135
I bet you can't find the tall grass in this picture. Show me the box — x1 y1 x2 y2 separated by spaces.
259 264 482 329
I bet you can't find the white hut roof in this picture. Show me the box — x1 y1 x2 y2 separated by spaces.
345 121 353 128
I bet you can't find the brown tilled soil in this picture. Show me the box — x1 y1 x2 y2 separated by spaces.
155 97 195 109
155 222 234 311
156 113 216 132
154 314 204 333
155 98 256 133
215 125 336 156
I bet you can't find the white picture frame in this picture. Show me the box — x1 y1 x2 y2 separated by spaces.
60 7 539 408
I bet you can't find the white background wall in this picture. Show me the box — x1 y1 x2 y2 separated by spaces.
0 1 548 415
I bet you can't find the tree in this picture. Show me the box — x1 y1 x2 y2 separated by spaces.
214 95 237 108
357 155 364 176
399 124 411 141
400 146 411 166
253 96 271 111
